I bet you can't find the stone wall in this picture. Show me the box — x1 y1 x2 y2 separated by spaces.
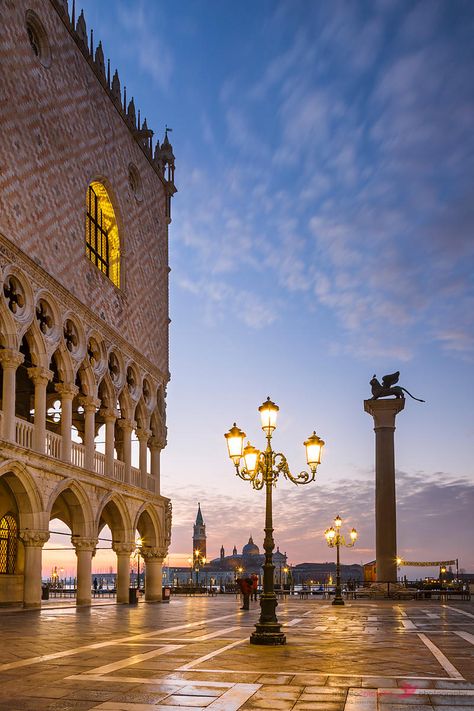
0 0 172 375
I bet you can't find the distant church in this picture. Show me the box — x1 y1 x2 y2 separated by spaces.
191 504 287 580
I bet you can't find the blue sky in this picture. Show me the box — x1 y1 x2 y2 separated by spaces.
78 0 474 574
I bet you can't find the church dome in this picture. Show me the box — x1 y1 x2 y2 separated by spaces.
242 536 260 556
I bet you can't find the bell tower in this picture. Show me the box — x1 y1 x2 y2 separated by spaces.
192 502 206 559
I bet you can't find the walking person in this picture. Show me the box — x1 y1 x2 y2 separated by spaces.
251 573 259 601
236 577 253 610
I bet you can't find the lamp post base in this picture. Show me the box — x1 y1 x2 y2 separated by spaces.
332 597 345 606
250 623 286 645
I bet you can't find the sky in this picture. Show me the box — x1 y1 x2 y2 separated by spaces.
46 0 474 578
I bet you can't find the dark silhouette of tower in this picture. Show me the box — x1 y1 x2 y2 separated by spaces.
193 502 206 559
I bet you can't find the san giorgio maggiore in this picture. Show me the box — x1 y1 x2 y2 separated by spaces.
164 504 363 588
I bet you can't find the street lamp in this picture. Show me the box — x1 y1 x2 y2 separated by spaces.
192 549 206 587
135 537 143 591
325 515 357 606
225 397 324 645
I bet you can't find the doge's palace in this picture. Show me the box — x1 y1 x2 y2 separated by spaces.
0 0 175 606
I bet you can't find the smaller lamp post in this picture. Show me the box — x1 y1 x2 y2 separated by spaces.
192 549 206 587
135 537 143 591
324 515 357 606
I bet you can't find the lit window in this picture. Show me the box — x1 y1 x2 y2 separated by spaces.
86 182 120 287
0 515 18 574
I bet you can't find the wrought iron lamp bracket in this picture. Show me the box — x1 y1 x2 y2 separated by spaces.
273 452 314 485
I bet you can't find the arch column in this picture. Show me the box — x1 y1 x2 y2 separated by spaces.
19 530 50 608
117 418 135 484
79 397 100 471
100 409 118 477
112 542 135 603
27 367 53 453
149 437 162 494
141 547 167 602
137 428 151 489
73 537 97 606
0 349 24 441
55 383 79 463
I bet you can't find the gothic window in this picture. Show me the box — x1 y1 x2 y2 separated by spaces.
86 182 120 287
0 515 18 574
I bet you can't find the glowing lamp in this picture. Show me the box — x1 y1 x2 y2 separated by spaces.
334 515 342 528
325 527 335 542
258 397 279 434
350 528 357 542
304 431 324 472
225 423 246 464
243 442 260 475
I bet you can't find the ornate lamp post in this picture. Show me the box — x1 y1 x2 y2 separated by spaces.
225 397 324 645
325 515 357 606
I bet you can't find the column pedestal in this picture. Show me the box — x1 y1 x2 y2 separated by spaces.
364 398 405 583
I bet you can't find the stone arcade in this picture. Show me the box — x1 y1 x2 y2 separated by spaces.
0 0 176 606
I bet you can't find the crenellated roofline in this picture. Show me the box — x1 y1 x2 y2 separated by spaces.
49 0 176 199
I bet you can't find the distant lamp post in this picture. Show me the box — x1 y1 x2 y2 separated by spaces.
325 515 357 606
192 549 206 586
225 397 324 645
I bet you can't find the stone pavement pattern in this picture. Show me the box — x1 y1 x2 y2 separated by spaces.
0 597 473 710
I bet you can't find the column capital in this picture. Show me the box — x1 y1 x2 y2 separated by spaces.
78 396 101 413
149 435 164 450
112 541 136 556
99 407 119 422
117 418 136 432
27 366 53 385
0 349 24 368
19 529 50 547
72 536 98 552
55 382 79 399
136 427 152 443
364 398 405 428
141 546 168 561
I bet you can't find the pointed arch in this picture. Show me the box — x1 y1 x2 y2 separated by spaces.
46 479 95 537
0 460 44 524
134 503 162 548
96 492 133 543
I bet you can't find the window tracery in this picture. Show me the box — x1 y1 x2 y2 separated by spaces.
86 182 120 287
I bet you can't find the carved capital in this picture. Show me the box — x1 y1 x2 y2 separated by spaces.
117 418 136 432
136 427 152 443
78 396 101 414
19 529 50 547
149 435 164 451
99 408 119 423
55 382 79 399
27 366 53 386
112 541 136 556
0 349 24 369
141 546 168 561
72 537 98 552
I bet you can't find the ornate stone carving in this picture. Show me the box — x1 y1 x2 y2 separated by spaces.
164 500 172 547
112 542 136 556
19 530 50 547
72 537 98 552
0 349 24 369
27 366 53 386
141 546 167 561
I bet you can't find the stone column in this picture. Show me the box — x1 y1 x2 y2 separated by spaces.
117 419 135 484
0 349 24 441
27 367 53 453
100 409 118 478
149 437 162 494
113 542 135 603
19 530 50 608
364 398 405 583
79 397 100 471
73 537 97 606
55 383 79 463
137 428 151 489
141 547 167 602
